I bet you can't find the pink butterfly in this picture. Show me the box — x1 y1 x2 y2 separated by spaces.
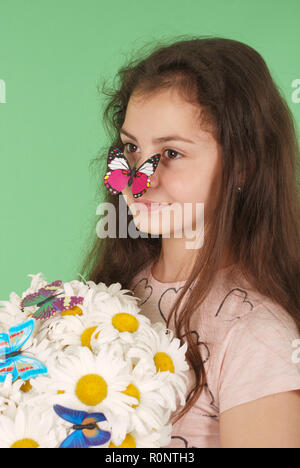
103 146 161 199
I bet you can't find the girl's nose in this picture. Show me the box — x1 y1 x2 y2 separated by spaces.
148 166 160 188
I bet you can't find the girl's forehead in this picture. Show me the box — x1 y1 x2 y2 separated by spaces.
124 89 217 142
127 87 198 113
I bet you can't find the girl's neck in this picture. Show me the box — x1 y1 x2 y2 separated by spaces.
151 249 234 284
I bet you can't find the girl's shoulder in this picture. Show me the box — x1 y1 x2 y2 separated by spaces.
213 264 297 330
215 298 300 414
206 267 300 414
201 264 299 351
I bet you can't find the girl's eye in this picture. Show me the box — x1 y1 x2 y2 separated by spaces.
163 149 182 161
123 142 138 153
122 142 182 161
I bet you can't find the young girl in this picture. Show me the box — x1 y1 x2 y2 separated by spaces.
80 36 300 448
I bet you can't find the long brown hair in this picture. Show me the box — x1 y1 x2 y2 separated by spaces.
78 35 300 424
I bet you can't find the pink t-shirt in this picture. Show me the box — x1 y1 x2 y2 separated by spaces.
129 259 300 448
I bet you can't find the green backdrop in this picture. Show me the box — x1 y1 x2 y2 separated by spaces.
0 0 300 300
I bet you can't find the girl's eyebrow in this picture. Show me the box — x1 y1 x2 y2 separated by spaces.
120 128 196 144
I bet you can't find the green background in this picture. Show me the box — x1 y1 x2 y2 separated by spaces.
0 0 299 300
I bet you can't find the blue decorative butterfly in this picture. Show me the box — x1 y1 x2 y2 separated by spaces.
53 404 111 448
0 318 48 383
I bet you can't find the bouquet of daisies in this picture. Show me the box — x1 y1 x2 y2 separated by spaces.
0 273 189 448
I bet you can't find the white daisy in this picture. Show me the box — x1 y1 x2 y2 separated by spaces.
0 403 65 448
83 280 141 314
62 278 90 299
0 293 29 328
116 357 173 438
127 322 189 409
36 311 107 353
108 423 172 448
90 301 156 347
0 374 24 417
0 273 189 448
26 272 48 291
29 346 138 444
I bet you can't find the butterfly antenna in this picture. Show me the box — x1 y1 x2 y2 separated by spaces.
21 346 34 356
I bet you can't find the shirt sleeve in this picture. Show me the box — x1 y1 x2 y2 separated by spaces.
218 303 300 413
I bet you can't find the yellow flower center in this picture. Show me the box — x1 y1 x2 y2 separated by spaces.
109 434 136 448
122 383 140 408
154 352 175 373
80 327 99 350
11 438 39 448
61 306 83 316
75 374 107 406
20 381 32 393
57 390 65 394
112 313 139 333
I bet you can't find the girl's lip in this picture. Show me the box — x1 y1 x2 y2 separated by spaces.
132 200 171 212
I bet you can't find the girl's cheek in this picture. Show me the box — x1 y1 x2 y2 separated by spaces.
168 172 200 201
163 172 185 192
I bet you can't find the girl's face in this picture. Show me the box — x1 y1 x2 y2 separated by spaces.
121 87 222 240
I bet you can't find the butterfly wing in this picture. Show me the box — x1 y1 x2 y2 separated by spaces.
131 172 150 199
51 296 84 313
81 416 111 447
20 292 45 308
20 281 62 308
8 319 35 353
40 280 62 290
59 430 89 449
53 405 90 449
14 355 48 381
0 320 36 382
38 280 63 297
106 147 131 172
0 358 16 383
88 412 108 423
0 333 10 360
132 153 161 198
32 295 84 320
32 301 57 320
104 147 131 195
136 153 161 177
53 405 87 425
